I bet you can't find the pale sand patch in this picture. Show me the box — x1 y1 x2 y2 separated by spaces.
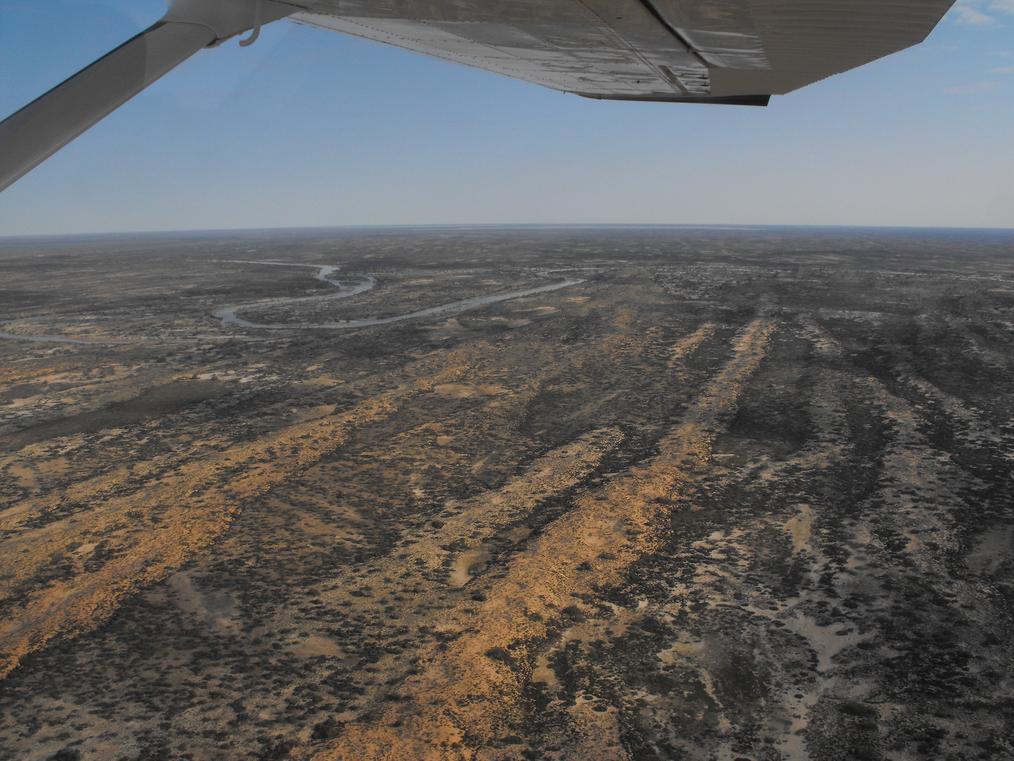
514 305 559 314
784 503 815 554
668 322 717 369
433 383 508 399
290 635 346 659
170 570 239 635
449 545 494 588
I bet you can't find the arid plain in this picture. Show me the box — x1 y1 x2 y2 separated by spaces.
0 227 1012 761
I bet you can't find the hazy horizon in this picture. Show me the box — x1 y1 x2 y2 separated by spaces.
2 222 1014 243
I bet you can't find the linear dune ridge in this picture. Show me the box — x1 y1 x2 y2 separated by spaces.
0 366 471 679
303 319 776 761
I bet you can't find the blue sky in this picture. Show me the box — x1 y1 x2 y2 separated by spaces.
0 0 1012 234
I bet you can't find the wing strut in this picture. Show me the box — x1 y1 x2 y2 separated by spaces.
0 0 295 192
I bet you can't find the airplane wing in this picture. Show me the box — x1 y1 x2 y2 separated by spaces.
292 0 954 103
0 0 956 191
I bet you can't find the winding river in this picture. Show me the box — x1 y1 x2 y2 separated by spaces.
0 260 584 344
212 260 584 330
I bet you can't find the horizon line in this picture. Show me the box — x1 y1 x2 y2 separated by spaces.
2 221 1014 242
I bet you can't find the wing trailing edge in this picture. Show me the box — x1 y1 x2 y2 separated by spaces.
577 93 771 106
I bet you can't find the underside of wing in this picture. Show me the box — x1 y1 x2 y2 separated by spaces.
293 0 955 102
0 0 297 191
0 0 956 191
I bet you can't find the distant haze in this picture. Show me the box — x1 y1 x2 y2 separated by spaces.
1 0 1012 235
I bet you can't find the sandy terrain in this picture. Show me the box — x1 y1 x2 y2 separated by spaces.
0 226 1012 760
